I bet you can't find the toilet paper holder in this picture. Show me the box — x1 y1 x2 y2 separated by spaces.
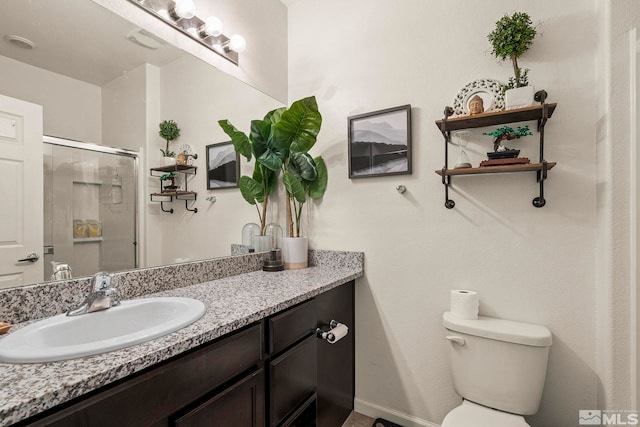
316 320 349 344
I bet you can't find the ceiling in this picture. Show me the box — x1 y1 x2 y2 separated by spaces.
279 0 302 6
0 0 183 86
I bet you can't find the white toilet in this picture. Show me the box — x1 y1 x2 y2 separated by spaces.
441 311 552 427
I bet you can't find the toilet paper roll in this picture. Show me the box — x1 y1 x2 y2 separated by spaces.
327 323 349 344
450 290 479 320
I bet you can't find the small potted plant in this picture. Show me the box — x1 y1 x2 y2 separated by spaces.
483 125 533 159
159 120 180 166
487 12 537 110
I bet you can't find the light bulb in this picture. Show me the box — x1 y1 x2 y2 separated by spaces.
228 34 246 53
200 16 223 38
173 0 196 19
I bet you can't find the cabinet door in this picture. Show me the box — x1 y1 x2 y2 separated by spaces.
173 369 265 427
315 281 355 427
269 335 317 427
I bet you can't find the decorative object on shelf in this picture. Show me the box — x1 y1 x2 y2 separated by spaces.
468 95 484 116
488 12 537 109
348 104 412 178
480 157 530 167
262 249 284 272
159 119 180 162
264 223 283 249
85 220 102 238
205 141 239 189
435 94 557 209
73 220 87 238
252 235 272 253
452 79 505 117
178 144 197 166
483 125 532 155
160 172 177 192
126 0 246 65
242 223 260 249
453 130 472 169
219 96 327 270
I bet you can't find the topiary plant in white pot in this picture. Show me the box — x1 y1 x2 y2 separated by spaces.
488 12 537 110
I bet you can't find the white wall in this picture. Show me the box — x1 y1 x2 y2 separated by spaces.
0 55 102 143
595 0 639 413
288 1 598 426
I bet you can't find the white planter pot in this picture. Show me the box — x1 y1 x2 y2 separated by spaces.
280 237 308 269
505 86 535 110
160 156 176 167
252 235 272 253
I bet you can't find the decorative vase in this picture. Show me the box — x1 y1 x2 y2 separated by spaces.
161 156 176 167
505 86 535 110
280 237 308 269
252 235 272 253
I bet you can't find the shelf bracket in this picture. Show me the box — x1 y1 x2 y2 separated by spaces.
185 200 198 213
160 202 174 214
533 161 548 208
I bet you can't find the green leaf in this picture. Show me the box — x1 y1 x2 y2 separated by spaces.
273 96 322 154
288 152 317 182
250 119 272 159
238 175 263 205
308 156 327 199
218 120 252 161
257 149 283 172
264 107 286 124
283 171 306 203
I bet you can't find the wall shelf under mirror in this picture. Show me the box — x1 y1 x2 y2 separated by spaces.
150 165 198 214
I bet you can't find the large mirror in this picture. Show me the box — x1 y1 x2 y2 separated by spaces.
0 0 285 289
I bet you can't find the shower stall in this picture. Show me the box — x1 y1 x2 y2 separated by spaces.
43 136 138 279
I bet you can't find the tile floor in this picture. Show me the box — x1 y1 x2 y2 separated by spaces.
342 411 375 427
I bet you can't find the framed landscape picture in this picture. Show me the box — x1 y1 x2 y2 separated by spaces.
348 105 412 178
206 142 239 189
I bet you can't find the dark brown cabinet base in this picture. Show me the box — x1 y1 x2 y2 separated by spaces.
16 281 355 427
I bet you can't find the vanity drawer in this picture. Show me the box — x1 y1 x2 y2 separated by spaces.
173 368 265 427
269 334 317 427
268 299 316 355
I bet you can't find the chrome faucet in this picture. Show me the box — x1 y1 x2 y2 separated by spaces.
67 272 121 316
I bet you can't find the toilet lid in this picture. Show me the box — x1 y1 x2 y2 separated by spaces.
442 400 530 427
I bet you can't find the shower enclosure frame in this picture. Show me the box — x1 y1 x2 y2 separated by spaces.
43 135 140 271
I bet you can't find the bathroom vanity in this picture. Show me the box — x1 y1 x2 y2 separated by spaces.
0 251 363 427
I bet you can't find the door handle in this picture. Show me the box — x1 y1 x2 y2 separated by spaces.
17 253 39 263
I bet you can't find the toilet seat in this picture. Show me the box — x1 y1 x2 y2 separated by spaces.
441 400 531 427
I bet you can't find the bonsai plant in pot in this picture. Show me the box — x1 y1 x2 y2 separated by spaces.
219 96 327 267
483 125 533 160
159 120 180 166
487 12 537 110
218 107 284 251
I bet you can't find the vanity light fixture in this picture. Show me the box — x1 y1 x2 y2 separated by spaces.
127 0 246 65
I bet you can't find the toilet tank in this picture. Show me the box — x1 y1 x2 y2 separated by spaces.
442 311 552 416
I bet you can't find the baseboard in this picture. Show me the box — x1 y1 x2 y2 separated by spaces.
354 398 440 427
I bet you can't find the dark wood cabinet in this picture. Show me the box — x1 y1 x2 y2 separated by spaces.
173 368 265 427
16 281 355 427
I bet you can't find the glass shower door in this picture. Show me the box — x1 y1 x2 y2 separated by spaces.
43 138 137 279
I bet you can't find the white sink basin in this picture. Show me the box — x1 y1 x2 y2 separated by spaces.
0 297 206 363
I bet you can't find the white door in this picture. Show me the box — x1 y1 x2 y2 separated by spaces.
0 94 43 288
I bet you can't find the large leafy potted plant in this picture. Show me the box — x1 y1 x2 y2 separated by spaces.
488 12 537 110
274 96 326 269
218 108 283 249
218 96 327 268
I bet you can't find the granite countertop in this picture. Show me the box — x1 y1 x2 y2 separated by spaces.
0 264 363 426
